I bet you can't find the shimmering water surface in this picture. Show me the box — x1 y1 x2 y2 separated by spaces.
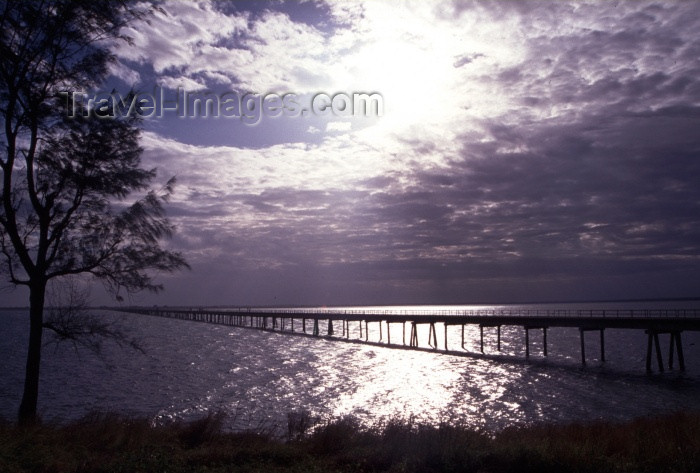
2 302 700 433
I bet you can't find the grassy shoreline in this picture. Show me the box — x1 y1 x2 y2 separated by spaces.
1 410 699 472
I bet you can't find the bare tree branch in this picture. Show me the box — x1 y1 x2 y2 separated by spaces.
43 277 145 358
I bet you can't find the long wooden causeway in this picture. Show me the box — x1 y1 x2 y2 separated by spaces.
117 307 700 372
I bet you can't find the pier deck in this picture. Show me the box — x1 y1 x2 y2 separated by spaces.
116 307 700 371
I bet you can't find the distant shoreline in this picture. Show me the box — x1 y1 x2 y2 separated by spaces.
3 296 700 311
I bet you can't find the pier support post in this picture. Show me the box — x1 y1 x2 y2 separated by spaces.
676 331 686 371
365 321 369 341
580 327 606 365
387 322 391 345
444 324 448 351
403 322 406 345
313 319 319 336
525 328 530 359
328 319 333 336
497 325 501 351
654 332 664 372
480 325 484 354
646 330 665 372
667 331 686 371
543 327 548 357
359 320 363 339
379 321 383 342
428 323 437 349
302 318 306 333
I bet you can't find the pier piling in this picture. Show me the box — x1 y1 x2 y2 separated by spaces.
543 327 548 356
579 328 605 365
428 323 437 349
525 328 529 359
646 330 665 372
675 332 686 371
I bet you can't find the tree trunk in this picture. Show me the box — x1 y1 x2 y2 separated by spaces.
18 279 46 425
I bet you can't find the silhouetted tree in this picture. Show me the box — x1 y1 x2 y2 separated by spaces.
0 0 188 424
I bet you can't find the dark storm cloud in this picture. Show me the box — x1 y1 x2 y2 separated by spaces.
169 96 700 303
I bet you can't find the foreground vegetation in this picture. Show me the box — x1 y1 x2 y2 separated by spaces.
1 410 699 473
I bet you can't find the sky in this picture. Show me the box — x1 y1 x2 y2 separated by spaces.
7 0 700 307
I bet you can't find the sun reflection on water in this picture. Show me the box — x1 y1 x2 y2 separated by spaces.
2 308 700 434
329 347 463 424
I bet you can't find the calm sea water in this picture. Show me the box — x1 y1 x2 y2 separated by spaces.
1 302 700 434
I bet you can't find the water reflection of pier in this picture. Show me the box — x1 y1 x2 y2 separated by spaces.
118 307 700 372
